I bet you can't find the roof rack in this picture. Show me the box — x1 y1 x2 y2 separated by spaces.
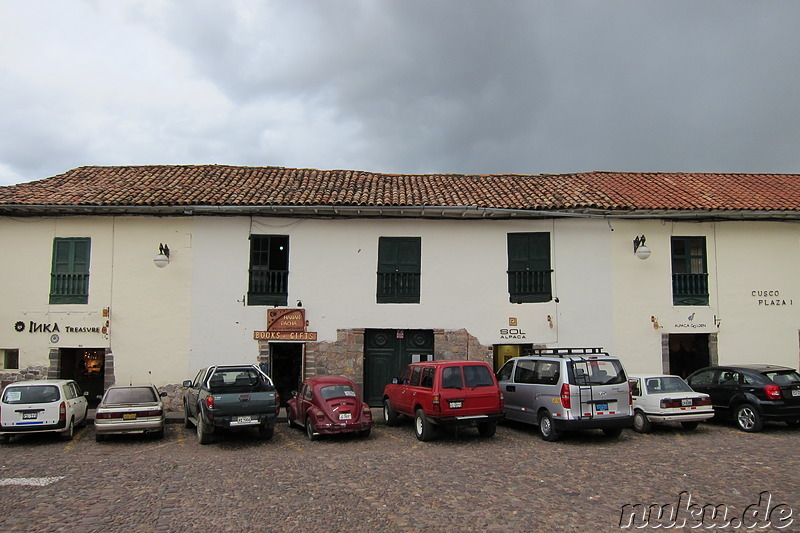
528 347 609 358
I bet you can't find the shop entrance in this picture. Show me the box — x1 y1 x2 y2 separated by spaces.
59 348 105 406
363 329 434 406
269 343 303 407
667 334 710 378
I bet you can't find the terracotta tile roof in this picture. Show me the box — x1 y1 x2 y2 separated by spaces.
0 165 798 214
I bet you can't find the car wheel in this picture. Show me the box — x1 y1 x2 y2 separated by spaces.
633 410 652 434
414 409 435 442
383 399 398 427
183 401 192 429
602 427 623 438
286 407 297 428
196 416 213 444
538 412 560 442
681 421 699 431
95 433 105 443
359 428 372 439
735 404 763 432
259 423 274 441
305 418 319 441
477 421 497 438
61 418 75 441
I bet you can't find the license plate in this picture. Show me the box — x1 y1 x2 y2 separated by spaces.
596 403 608 411
449 401 462 409
237 416 252 424
792 389 800 397
338 413 352 420
681 399 693 407
123 413 137 420
22 412 37 420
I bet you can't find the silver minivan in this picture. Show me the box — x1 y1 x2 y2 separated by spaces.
496 347 633 441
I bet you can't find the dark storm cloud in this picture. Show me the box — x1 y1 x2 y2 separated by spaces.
2 1 800 185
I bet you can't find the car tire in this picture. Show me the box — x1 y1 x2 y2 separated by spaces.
197 415 213 444
383 399 398 427
95 433 105 443
183 401 192 429
735 404 763 432
633 410 652 434
286 407 297 428
414 409 435 442
61 418 74 441
602 427 623 438
359 428 372 439
306 417 319 441
477 421 497 438
259 423 274 441
681 421 699 431
538 412 561 442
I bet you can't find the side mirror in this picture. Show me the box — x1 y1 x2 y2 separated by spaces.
83 391 90 397
391 377 399 385
160 391 168 397
182 380 193 387
291 390 298 398
95 394 103 400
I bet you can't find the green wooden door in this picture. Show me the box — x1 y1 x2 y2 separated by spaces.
364 329 434 405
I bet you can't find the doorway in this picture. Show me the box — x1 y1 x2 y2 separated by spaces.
59 348 105 406
269 343 303 407
363 329 434 406
667 334 711 378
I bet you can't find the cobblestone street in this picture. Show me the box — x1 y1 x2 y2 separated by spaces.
1 418 798 532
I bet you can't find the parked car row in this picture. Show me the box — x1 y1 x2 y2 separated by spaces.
2 358 799 445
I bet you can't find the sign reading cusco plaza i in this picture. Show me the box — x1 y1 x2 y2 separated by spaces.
254 308 317 341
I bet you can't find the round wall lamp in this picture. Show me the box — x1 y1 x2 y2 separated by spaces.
154 243 170 268
633 235 651 260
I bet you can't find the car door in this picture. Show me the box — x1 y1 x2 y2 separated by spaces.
394 366 417 416
68 382 88 424
185 368 206 417
715 369 742 412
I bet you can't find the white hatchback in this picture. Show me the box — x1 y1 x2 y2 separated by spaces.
0 379 89 442
629 374 714 433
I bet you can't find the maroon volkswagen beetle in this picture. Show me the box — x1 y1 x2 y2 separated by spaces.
286 376 373 440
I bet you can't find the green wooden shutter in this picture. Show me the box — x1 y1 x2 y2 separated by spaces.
50 238 91 304
507 233 552 303
377 237 421 303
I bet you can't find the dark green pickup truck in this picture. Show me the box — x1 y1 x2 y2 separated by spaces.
182 364 279 444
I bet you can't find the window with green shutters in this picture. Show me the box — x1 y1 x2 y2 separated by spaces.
671 236 709 306
377 237 421 303
49 238 91 304
507 232 552 303
248 235 289 306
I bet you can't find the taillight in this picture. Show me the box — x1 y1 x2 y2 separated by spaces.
275 393 281 415
315 411 325 422
362 405 372 418
765 384 782 400
660 399 679 409
560 383 571 409
499 391 505 410
697 397 712 406
628 382 633 405
205 396 214 410
59 401 66 422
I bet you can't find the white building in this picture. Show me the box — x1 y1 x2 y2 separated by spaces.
0 166 797 406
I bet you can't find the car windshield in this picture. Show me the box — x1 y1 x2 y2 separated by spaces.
2 385 60 404
572 360 626 385
764 370 800 386
319 384 356 400
104 387 158 404
644 376 693 394
208 368 264 389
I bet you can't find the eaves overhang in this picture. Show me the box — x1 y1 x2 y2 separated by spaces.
0 203 798 221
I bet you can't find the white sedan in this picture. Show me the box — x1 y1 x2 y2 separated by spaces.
629 374 714 433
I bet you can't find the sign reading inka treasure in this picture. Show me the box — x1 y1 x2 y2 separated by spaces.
254 308 317 341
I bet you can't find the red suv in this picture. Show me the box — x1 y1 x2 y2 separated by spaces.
382 360 504 441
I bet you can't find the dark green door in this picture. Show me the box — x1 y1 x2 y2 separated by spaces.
364 329 434 406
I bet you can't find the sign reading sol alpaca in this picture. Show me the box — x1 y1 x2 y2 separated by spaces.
254 309 318 341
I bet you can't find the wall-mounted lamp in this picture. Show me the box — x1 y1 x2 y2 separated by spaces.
633 235 651 260
154 243 170 268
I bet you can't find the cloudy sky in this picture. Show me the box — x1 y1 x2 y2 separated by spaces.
1 1 799 185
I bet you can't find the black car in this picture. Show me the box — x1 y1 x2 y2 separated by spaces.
686 364 800 432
